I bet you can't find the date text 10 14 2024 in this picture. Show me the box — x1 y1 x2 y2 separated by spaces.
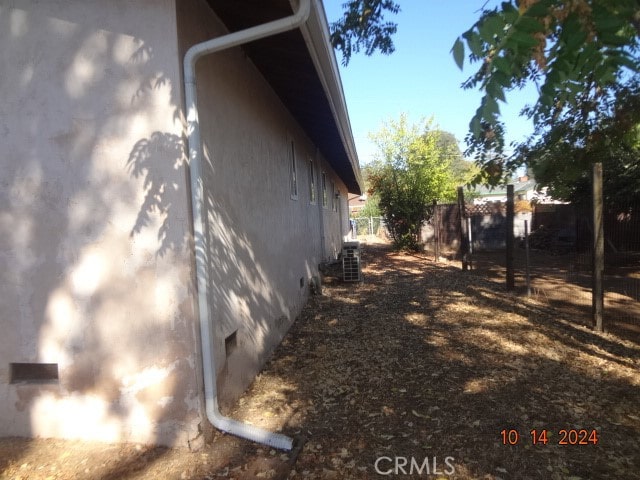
500 429 599 446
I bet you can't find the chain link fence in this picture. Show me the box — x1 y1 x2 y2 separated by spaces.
422 201 640 342
349 216 386 239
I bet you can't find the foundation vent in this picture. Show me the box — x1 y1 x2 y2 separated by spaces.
10 363 59 384
225 331 238 358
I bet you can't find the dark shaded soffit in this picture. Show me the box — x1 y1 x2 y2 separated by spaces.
205 0 361 194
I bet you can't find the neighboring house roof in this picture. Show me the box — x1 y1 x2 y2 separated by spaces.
206 0 362 194
473 178 537 197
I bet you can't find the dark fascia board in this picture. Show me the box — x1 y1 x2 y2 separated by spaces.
299 0 363 194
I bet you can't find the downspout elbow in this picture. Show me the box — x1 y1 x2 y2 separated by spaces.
184 0 310 74
206 398 294 450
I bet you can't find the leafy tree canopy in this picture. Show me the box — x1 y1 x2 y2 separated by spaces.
435 130 481 185
367 115 457 250
453 0 640 184
353 165 382 217
330 0 640 199
520 79 640 207
357 194 382 217
330 0 400 65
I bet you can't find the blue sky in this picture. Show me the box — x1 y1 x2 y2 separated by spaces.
323 1 540 164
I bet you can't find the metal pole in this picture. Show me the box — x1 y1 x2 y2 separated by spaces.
458 187 469 271
593 163 604 332
467 217 473 255
525 219 531 297
433 200 438 262
506 185 515 290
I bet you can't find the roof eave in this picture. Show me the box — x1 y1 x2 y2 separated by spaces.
297 0 363 195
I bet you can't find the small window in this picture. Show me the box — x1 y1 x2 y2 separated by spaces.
321 172 327 208
309 158 316 204
332 181 338 212
289 141 298 200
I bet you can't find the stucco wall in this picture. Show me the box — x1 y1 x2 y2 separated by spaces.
0 0 353 447
176 0 349 405
0 0 203 446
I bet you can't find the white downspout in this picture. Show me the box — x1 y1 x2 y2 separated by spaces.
184 0 311 451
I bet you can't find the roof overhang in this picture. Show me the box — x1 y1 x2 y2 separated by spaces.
204 0 363 194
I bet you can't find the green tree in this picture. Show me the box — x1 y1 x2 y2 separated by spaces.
435 130 481 186
452 0 640 182
368 115 457 250
357 195 382 217
520 79 640 207
331 1 639 189
353 165 382 217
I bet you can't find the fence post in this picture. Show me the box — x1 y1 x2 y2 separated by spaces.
369 216 373 236
593 162 604 332
457 187 469 271
433 200 439 262
524 219 531 297
506 185 515 290
467 217 473 255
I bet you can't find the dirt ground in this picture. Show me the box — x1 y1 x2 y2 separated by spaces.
469 249 640 343
2 241 640 479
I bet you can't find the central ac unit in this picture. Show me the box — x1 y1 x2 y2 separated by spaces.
342 241 362 282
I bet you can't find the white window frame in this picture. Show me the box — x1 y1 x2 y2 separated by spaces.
331 181 338 212
309 158 316 204
289 140 298 200
321 171 327 208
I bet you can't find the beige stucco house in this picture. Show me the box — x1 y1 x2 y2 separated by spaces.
0 0 361 448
